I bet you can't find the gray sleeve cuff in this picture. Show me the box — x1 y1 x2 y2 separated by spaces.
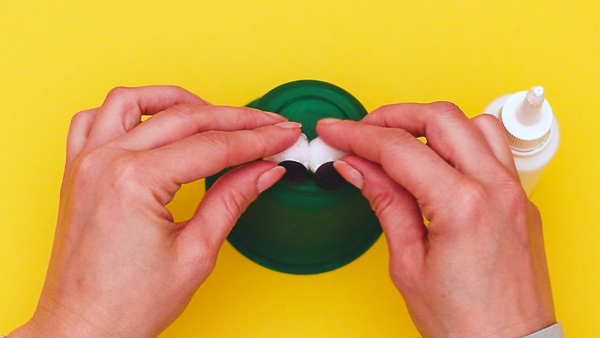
523 323 564 338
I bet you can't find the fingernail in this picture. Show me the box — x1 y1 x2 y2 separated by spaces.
318 118 341 126
275 121 302 130
333 160 364 190
257 166 286 193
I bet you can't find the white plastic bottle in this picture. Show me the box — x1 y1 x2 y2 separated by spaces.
482 86 560 195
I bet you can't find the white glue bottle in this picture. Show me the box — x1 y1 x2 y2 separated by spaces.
482 86 560 195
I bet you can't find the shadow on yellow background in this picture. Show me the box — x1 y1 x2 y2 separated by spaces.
1 1 599 336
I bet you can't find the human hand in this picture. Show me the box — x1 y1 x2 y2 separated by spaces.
11 86 301 338
316 103 556 337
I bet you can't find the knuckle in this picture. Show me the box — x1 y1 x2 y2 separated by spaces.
72 150 104 179
201 131 231 162
165 84 186 92
223 188 252 219
490 172 528 210
461 181 488 202
382 129 415 147
379 130 416 161
375 103 401 115
71 110 94 125
237 106 259 115
453 181 489 219
163 103 199 120
498 186 532 242
425 102 468 138
104 87 142 131
104 87 138 119
427 101 462 115
426 102 467 124
105 154 145 191
235 107 266 126
158 104 212 133
253 131 270 154
501 182 529 217
494 168 521 186
368 189 398 219
473 113 502 127
69 150 151 203
204 130 267 165
505 177 528 198
105 86 131 101
214 188 253 227
365 104 400 124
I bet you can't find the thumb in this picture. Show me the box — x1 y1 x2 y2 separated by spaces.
335 156 427 279
181 161 285 257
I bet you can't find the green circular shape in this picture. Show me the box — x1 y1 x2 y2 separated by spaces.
206 80 381 275
249 80 368 140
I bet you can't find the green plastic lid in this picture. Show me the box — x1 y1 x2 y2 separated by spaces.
206 80 381 275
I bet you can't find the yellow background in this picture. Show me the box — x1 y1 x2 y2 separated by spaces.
1 1 598 336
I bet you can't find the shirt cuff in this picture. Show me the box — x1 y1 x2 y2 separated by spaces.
523 323 564 338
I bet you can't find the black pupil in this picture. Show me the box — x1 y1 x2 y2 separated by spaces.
314 162 346 191
278 161 308 185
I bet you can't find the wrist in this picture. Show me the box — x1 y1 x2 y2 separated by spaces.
482 316 557 338
8 320 47 338
9 305 113 338
523 323 564 338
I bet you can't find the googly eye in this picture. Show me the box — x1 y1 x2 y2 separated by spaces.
265 134 310 185
277 160 308 184
309 137 348 191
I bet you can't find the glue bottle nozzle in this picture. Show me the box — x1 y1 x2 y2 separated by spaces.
526 86 545 108
516 86 545 126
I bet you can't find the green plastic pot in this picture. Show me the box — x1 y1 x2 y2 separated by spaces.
206 80 381 274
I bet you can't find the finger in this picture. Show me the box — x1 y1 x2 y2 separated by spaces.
337 156 427 276
113 105 286 151
66 108 98 168
62 108 99 194
471 114 519 180
181 161 285 255
144 122 301 186
317 118 465 207
362 102 504 177
85 86 207 150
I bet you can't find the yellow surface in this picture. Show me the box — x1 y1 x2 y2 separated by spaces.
1 1 599 336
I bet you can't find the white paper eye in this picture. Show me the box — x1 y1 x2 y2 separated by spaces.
264 134 310 184
309 137 348 191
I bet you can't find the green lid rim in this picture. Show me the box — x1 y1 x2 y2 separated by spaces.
250 79 367 117
227 224 382 275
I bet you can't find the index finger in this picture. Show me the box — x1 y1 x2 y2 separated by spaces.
316 118 465 206
85 86 208 150
144 122 302 186
113 105 287 152
362 102 506 180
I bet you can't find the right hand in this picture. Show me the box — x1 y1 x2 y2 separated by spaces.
317 102 556 338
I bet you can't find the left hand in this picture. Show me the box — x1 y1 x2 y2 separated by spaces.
10 86 301 338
